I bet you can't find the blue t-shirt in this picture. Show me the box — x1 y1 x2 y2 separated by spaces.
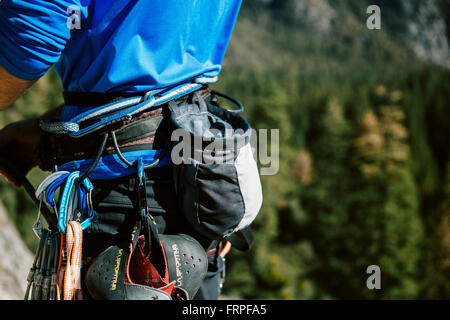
0 0 241 94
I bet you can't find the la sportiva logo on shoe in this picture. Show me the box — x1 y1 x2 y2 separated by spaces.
111 249 123 291
172 244 183 287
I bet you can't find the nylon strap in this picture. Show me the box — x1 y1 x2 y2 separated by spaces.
61 221 84 300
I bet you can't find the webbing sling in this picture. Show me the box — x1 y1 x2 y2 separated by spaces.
61 221 84 300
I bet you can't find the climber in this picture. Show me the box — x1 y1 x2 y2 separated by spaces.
0 0 262 300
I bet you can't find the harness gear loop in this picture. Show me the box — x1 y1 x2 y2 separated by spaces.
210 90 244 113
77 132 109 183
109 127 171 171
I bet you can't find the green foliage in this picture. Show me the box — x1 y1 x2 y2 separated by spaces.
215 5 450 299
0 69 63 250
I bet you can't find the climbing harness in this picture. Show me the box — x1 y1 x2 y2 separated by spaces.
25 78 216 300
20 76 259 300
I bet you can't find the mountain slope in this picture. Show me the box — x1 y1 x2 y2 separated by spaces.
0 203 32 300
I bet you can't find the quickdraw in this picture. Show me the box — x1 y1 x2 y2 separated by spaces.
56 171 95 233
24 229 60 300
35 171 96 234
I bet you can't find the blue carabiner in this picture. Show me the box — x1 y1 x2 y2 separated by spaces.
79 176 95 230
57 171 95 233
44 173 71 206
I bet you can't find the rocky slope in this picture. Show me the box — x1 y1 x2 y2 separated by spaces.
252 0 450 68
0 202 33 300
401 0 450 68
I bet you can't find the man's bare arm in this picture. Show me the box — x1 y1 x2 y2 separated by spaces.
0 65 62 186
0 65 36 110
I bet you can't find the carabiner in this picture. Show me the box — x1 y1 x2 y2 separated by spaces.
136 158 148 216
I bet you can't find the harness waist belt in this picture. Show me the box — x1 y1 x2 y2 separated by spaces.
39 77 218 137
39 107 167 169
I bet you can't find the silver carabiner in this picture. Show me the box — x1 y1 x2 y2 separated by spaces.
32 199 43 239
